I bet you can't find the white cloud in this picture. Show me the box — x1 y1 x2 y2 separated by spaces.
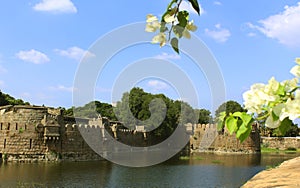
179 1 205 15
33 0 77 14
205 24 231 43
154 52 181 60
248 2 300 47
16 49 50 64
148 80 169 91
247 32 257 37
49 85 76 92
55 46 95 61
214 1 222 6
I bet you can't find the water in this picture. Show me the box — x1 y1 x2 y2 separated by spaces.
0 153 299 188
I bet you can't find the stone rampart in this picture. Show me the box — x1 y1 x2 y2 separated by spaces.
190 124 261 153
0 105 104 162
0 105 156 162
261 137 300 150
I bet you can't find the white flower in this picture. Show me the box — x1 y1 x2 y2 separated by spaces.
280 90 300 121
265 77 279 94
146 14 158 23
145 14 161 33
145 21 161 32
281 78 298 92
265 115 281 129
243 84 266 114
151 32 167 47
186 20 197 32
182 29 191 39
295 58 300 65
290 65 300 78
164 14 176 23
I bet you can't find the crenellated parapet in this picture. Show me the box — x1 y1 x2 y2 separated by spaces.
190 123 261 153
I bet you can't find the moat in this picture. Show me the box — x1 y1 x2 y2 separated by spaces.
1 153 299 188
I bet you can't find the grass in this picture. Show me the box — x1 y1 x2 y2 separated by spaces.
194 156 204 160
261 146 300 154
211 160 223 164
179 156 204 160
179 156 190 160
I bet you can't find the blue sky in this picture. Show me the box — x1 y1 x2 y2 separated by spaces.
0 0 300 113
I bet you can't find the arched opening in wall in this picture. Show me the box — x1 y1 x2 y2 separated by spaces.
25 124 27 130
16 123 18 130
0 153 2 159
7 123 10 130
0 123 2 130
29 139 32 149
4 139 6 149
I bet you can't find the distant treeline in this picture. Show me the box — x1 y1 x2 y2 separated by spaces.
0 91 30 106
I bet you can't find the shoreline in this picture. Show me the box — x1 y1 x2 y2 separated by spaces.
242 156 300 188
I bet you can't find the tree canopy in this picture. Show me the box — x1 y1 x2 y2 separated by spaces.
0 91 29 106
215 100 245 117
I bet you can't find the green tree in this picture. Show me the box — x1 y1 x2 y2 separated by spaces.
196 108 212 124
0 91 29 106
215 100 245 117
65 101 117 120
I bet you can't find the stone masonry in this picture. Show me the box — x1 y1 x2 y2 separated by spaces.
190 124 261 153
0 105 150 162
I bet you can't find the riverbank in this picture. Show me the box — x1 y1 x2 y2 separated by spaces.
242 156 300 188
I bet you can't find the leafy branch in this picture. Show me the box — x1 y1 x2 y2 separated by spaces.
146 0 200 53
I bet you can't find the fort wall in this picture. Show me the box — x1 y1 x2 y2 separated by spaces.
190 124 261 153
0 105 103 162
0 105 262 162
261 137 300 150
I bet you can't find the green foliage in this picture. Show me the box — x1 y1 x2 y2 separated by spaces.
171 37 179 54
19 127 24 134
0 91 30 106
196 108 212 124
146 0 200 53
115 87 196 139
218 111 254 142
64 101 117 120
215 100 245 117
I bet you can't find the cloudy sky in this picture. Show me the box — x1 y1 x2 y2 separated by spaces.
0 0 300 112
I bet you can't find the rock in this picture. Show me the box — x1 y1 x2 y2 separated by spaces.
242 156 300 188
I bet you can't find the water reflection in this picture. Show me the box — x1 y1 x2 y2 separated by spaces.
0 153 299 188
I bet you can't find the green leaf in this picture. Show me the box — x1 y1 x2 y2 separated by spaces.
271 110 279 121
277 84 285 96
225 116 238 134
217 111 226 131
217 120 223 131
279 117 292 135
173 25 184 38
232 112 253 126
171 37 179 54
236 125 252 143
160 22 168 32
273 104 285 117
177 11 189 28
188 0 200 15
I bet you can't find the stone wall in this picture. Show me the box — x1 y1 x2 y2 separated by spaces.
0 105 162 162
0 105 104 162
190 124 261 153
261 137 300 150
